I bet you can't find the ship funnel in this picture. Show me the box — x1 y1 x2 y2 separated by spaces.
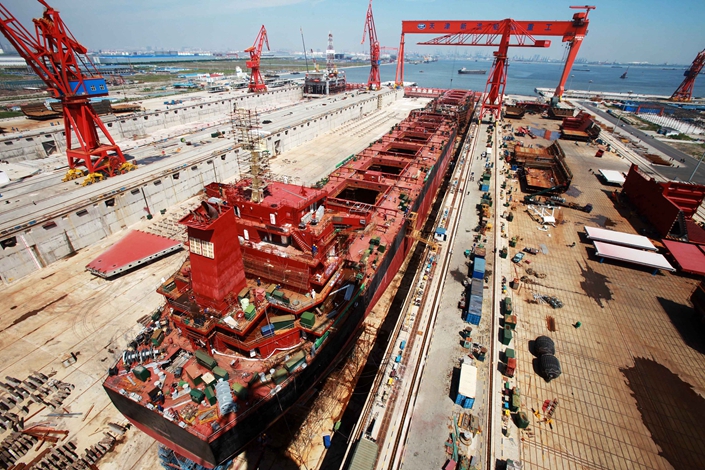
202 201 219 220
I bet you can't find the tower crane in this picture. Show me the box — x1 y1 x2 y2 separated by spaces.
361 0 381 90
0 0 131 180
245 25 269 93
326 32 336 74
670 49 705 102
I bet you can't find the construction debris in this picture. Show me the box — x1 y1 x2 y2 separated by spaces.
531 293 564 308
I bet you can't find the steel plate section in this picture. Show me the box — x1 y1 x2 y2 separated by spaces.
585 226 657 251
593 241 674 271
598 169 625 185
662 240 705 275
86 230 182 278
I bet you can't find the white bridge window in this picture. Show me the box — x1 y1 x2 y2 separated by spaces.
189 237 214 259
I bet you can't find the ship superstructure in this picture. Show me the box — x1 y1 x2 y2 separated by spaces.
304 32 346 95
103 90 474 467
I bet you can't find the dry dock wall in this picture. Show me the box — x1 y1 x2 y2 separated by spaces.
262 91 398 156
0 149 242 283
0 87 303 162
0 88 403 284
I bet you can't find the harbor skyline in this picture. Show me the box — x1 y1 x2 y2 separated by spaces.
2 0 704 64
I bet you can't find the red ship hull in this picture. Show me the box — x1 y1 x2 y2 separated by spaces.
103 90 474 467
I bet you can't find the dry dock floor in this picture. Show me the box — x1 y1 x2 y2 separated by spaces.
503 117 705 469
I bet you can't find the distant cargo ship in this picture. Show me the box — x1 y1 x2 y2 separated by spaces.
458 68 486 75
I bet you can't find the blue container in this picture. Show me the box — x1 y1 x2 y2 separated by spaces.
455 393 465 405
474 258 486 273
481 184 490 192
463 397 475 409
261 324 275 337
67 77 108 96
467 314 482 325
323 435 331 448
400 340 406 350
472 259 486 279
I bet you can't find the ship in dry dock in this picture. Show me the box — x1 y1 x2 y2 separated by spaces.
103 90 475 467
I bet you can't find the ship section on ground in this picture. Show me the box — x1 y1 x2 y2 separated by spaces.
86 230 183 278
584 225 657 251
592 240 674 272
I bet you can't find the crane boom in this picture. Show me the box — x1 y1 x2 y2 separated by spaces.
0 1 129 178
394 6 595 119
246 25 270 93
670 49 705 102
361 0 380 90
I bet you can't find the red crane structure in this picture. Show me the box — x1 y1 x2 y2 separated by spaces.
670 49 705 102
361 0 381 90
245 25 269 93
0 0 129 177
394 6 595 119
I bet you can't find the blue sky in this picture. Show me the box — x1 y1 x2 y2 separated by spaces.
2 0 704 64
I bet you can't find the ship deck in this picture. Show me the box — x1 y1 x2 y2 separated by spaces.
524 167 556 189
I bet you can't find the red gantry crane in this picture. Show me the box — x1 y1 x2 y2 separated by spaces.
0 0 131 180
670 49 705 102
246 25 269 93
394 6 595 119
361 0 381 90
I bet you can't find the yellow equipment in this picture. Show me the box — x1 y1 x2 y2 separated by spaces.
119 162 138 173
62 169 86 182
82 173 104 186
406 212 439 251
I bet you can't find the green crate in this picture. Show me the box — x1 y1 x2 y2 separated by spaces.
271 314 295 330
300 311 315 328
272 367 288 385
195 349 217 370
204 386 217 405
272 290 285 300
151 328 164 347
213 366 229 381
501 327 513 346
190 389 205 404
231 382 247 398
245 303 257 321
238 287 250 300
132 365 150 382
285 351 306 373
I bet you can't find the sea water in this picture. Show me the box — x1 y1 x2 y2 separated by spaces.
342 59 705 99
